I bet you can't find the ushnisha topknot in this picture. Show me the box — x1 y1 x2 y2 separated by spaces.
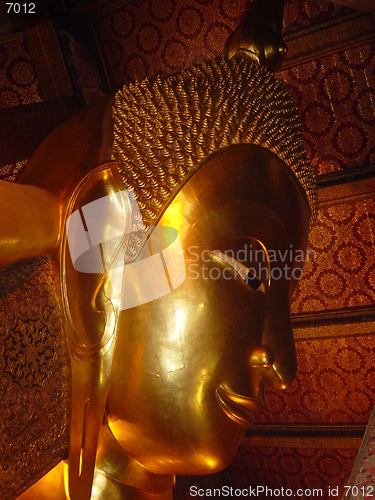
111 54 317 235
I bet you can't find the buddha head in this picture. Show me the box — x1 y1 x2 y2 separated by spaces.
105 144 311 477
61 53 316 498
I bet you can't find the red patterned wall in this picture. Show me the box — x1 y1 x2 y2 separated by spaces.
278 40 375 175
0 21 76 174
291 193 375 313
257 334 375 425
0 35 43 108
229 446 358 498
0 160 28 182
0 23 72 107
92 0 354 89
93 0 252 88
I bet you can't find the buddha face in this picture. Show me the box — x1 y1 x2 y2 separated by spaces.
105 146 310 476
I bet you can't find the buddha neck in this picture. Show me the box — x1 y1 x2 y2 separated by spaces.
92 421 174 499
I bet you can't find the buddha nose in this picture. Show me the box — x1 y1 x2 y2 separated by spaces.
249 344 296 390
255 279 298 390
258 316 297 390
249 345 275 368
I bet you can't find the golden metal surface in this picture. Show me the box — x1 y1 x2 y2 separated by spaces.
224 0 287 70
103 145 309 484
17 461 67 500
0 181 60 268
60 163 136 500
5 146 311 499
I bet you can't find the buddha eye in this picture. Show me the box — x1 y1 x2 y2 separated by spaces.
212 250 266 294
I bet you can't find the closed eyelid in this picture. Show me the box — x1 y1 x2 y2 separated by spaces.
212 250 248 279
211 250 266 294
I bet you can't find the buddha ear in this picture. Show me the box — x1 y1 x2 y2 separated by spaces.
60 161 131 500
61 162 132 358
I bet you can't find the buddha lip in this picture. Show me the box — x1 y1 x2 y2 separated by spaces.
215 384 263 428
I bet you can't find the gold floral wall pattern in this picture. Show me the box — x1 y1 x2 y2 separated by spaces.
0 36 43 108
0 259 69 498
278 41 375 175
292 194 375 313
258 333 375 425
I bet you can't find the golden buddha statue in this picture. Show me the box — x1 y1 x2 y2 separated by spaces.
0 1 317 498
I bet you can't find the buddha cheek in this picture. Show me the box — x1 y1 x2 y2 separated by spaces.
106 277 265 474
107 366 247 475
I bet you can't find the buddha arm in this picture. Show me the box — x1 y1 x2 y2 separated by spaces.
0 180 60 267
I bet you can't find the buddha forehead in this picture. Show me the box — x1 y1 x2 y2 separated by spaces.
158 145 310 258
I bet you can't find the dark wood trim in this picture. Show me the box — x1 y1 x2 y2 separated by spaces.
317 164 375 188
281 11 375 68
87 0 133 18
246 424 366 439
291 305 375 327
284 11 369 40
90 18 114 91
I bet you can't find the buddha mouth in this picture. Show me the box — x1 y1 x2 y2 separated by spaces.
215 384 264 428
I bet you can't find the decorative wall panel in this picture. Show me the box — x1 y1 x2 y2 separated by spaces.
229 445 358 498
0 22 72 108
21 22 72 102
0 160 28 182
0 21 76 172
291 194 375 313
92 0 253 88
346 406 375 498
257 334 375 425
284 12 375 66
0 35 44 108
278 40 375 175
0 258 69 498
92 0 355 89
